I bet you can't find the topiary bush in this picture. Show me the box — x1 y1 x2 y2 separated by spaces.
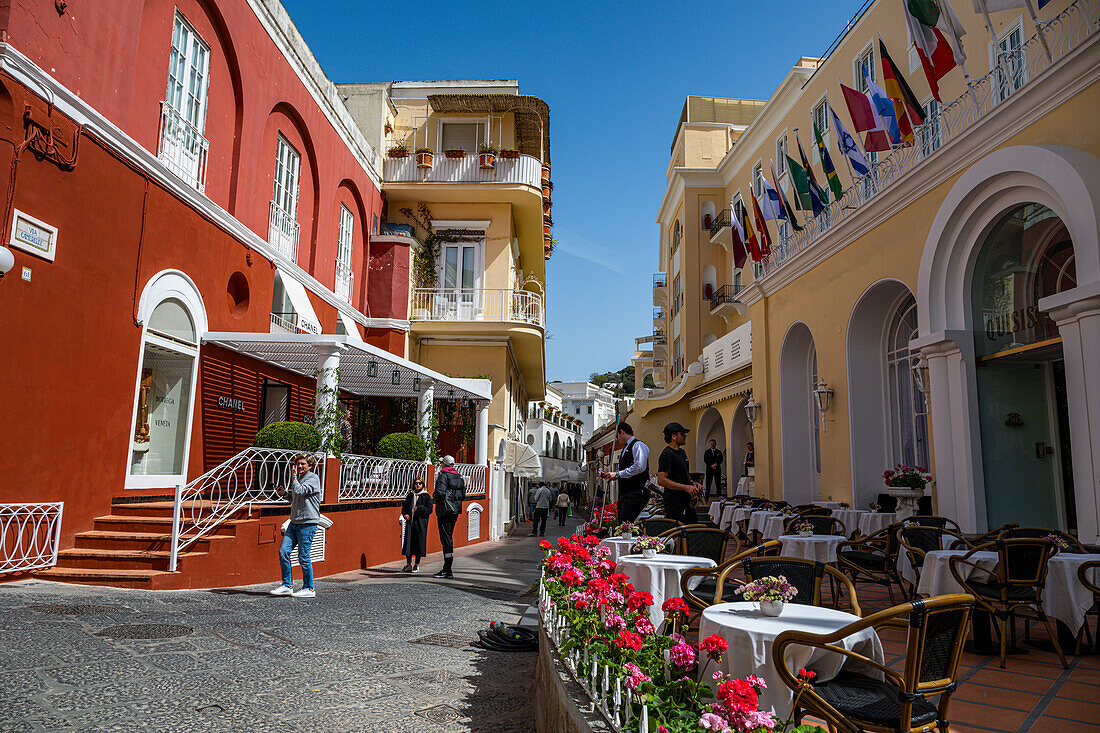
252 421 322 452
375 432 428 461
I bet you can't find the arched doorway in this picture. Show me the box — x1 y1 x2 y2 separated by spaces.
779 323 820 504
729 396 753 488
696 407 726 496
847 281 928 509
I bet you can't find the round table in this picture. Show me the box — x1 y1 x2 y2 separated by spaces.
707 502 723 524
599 537 640 564
858 512 897 536
916 549 998 597
617 554 717 628
762 515 795 541
831 509 866 537
1045 553 1100 634
778 534 847 563
897 535 953 585
748 510 782 536
699 601 885 716
814 501 845 509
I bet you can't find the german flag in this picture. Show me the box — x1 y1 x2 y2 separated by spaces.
880 38 926 146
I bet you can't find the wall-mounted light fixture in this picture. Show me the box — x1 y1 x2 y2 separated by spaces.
744 396 761 425
391 369 400 386
911 355 931 402
0 246 14 280
813 380 835 432
366 361 378 379
413 376 421 392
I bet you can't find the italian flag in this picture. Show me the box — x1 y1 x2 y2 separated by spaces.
902 0 968 101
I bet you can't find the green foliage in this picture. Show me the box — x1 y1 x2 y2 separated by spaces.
312 367 346 457
376 432 428 461
252 421 321 452
588 365 636 396
398 203 470 290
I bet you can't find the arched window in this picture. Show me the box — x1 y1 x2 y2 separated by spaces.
886 295 929 468
545 432 551 457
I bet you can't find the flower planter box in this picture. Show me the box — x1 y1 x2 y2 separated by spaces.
478 152 496 169
416 151 433 169
388 148 409 158
444 149 466 159
499 149 520 159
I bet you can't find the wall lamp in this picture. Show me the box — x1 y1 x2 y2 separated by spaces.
391 369 401 386
366 361 378 378
0 246 14 279
813 380 835 432
744 396 761 425
911 355 931 402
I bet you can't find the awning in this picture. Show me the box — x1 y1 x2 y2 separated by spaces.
497 439 541 478
276 268 322 335
202 332 491 401
337 311 364 343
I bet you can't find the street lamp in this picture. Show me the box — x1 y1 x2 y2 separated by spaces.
0 246 13 280
744 396 761 425
911 355 931 402
813 380 834 432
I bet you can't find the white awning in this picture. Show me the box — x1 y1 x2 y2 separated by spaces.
276 268 322 335
338 310 364 343
497 439 541 478
202 332 491 401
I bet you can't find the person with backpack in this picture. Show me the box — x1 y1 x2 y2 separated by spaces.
433 455 466 579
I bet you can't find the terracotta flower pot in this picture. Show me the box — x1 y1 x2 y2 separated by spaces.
543 201 551 217
544 223 552 237
444 149 466 159
388 148 409 158
542 185 551 202
500 149 520 159
416 152 433 169
479 152 495 169
541 163 551 184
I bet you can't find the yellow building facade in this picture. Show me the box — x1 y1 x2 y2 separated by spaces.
633 0 1100 543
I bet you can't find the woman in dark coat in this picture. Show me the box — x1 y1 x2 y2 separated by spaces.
401 478 433 572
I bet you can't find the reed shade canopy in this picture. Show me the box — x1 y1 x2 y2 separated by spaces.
427 94 550 163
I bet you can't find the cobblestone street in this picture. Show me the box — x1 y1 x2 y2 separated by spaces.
0 518 572 733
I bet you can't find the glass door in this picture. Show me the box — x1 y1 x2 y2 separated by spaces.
440 242 479 320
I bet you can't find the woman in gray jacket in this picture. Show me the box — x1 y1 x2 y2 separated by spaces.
270 454 322 598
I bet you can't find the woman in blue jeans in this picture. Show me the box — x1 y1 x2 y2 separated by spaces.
270 454 322 598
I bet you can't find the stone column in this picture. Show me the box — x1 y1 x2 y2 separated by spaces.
417 384 434 463
1041 283 1100 545
475 400 490 465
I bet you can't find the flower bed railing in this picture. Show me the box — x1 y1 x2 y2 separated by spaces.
338 454 429 501
455 462 487 498
0 502 63 574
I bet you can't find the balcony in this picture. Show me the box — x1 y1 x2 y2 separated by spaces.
384 153 542 188
652 307 664 327
335 259 353 302
708 208 732 251
701 321 751 380
709 284 746 322
269 311 300 334
410 288 544 327
268 201 300 262
652 273 668 306
157 101 208 192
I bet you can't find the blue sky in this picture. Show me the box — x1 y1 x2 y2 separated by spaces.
283 0 867 381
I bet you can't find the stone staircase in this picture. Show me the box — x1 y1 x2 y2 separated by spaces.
36 497 255 589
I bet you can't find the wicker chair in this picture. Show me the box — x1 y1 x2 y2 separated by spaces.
795 504 832 516
836 523 906 605
897 525 970 596
641 517 679 537
670 525 734 565
680 540 783 620
948 522 1018 550
949 539 1068 669
784 514 847 536
906 516 962 534
773 594 974 733
723 556 861 616
999 526 1088 553
1077 560 1100 654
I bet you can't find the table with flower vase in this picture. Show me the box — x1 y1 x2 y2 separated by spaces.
897 535 955 585
831 509 867 537
748 510 782 537
733 507 756 529
915 549 998 597
1044 553 1100 633
813 501 845 509
617 554 717 628
762 515 794 541
599 537 642 564
778 534 847 563
857 512 897 536
699 601 885 716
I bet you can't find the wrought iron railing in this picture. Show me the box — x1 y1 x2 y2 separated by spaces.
269 311 298 334
709 284 739 311
157 101 209 192
334 259 353 302
652 273 667 287
0 502 63 574
168 448 325 571
709 208 732 238
338 454 429 501
455 463 487 497
409 288 544 327
761 0 1097 279
268 200 300 262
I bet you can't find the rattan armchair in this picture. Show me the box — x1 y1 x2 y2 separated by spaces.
795 504 832 516
1077 560 1100 654
773 594 974 733
723 556 861 616
897 525 971 595
948 522 1018 550
907 516 962 534
836 523 906 605
680 540 782 621
785 514 847 536
669 525 734 565
949 538 1068 669
999 526 1088 553
642 517 680 537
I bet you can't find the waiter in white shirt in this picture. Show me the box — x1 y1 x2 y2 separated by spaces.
600 421 651 523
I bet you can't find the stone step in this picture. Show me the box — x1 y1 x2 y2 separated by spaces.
54 548 207 571
93 515 247 535
72 530 231 552
35 566 165 588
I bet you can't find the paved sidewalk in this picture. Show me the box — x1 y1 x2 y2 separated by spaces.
0 515 576 732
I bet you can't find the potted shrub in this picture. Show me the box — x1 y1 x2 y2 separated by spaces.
499 146 520 159
444 148 466 159
375 431 428 461
544 234 556 260
415 148 434 169
478 144 497 169
388 143 409 158
251 421 322 490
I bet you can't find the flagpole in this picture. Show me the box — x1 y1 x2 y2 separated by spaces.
1024 0 1053 62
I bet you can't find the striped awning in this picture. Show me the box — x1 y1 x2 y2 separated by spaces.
689 377 752 411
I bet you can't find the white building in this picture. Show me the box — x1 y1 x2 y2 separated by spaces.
557 382 618 444
526 384 584 482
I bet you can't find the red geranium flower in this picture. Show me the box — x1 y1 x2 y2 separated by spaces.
662 596 690 618
627 591 655 612
538 540 551 551
700 634 728 660
615 629 643 650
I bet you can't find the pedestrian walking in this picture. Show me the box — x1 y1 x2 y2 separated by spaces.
599 421 650 523
433 455 466 579
270 454 322 598
532 483 553 536
554 487 570 526
400 477 432 573
527 482 538 523
704 439 724 498
657 422 703 524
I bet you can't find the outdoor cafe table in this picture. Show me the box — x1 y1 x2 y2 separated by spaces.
831 509 866 537
748 510 782 536
599 537 639 564
699 602 885 716
733 507 756 527
858 512 897 536
916 549 998 597
778 534 847 563
814 501 845 509
1045 553 1100 634
762 514 791 540
708 501 724 525
617 554 717 628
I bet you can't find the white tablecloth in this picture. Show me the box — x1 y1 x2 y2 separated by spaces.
599 537 640 564
831 509 866 537
814 501 845 509
617 554 717 628
734 507 755 526
916 550 998 597
736 477 753 495
748 510 782 535
762 515 792 541
708 502 723 524
699 602 884 716
779 534 847 563
1040 553 1100 633
897 535 953 584
858 512 897 536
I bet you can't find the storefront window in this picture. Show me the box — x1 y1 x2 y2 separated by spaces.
130 299 198 479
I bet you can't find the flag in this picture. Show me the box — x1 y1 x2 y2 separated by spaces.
904 0 967 101
796 133 828 211
867 76 904 146
770 161 803 231
728 204 749 270
740 194 762 263
751 192 773 262
841 83 893 152
813 123 844 202
759 176 785 222
880 38 926 145
830 105 871 177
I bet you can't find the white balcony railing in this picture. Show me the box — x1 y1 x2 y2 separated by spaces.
339 454 429 501
455 463 487 497
335 259 353 302
384 153 543 188
157 101 209 192
269 311 298 334
0 502 63 574
410 288 544 328
268 200 300 262
761 0 1096 280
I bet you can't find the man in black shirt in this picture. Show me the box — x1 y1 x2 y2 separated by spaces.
600 421 651 523
656 422 702 524
703 439 723 498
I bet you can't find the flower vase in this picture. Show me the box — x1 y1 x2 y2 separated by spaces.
887 486 926 520
759 600 784 617
798 530 812 538
642 548 657 559
621 532 633 540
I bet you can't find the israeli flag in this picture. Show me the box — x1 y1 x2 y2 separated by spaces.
830 104 871 177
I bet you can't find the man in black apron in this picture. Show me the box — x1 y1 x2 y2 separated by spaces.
601 421 651 523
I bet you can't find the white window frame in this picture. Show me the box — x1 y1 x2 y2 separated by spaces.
273 134 301 220
854 44 876 93
991 17 1027 104
776 132 789 177
165 13 210 133
884 295 929 469
335 204 354 301
752 162 764 199
811 95 830 166
920 96 941 156
437 119 488 153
